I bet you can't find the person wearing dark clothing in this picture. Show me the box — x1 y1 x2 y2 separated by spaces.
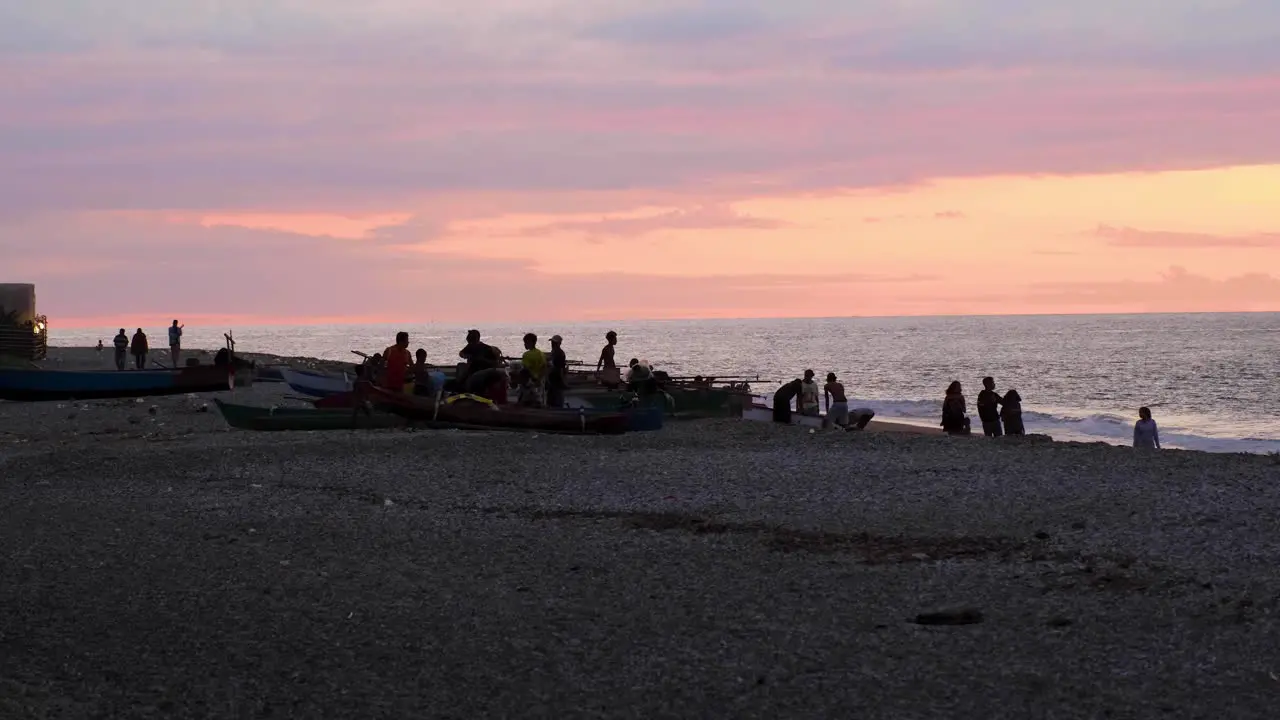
941 380 970 435
112 329 128 371
458 329 501 381
412 348 436 397
976 376 1004 437
547 335 568 408
129 328 149 370
1001 389 1025 436
464 367 509 404
772 379 803 423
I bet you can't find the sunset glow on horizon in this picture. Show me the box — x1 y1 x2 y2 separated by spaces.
4 1 1280 327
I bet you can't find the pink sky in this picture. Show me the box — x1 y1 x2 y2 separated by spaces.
3 0 1280 327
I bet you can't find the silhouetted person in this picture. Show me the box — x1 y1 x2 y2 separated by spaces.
976 376 1003 437
382 331 412 392
824 372 849 428
168 320 184 367
130 328 149 370
773 379 803 423
1001 389 1025 436
112 328 128 371
597 331 619 388
547 335 568 408
941 380 970 435
412 348 435 397
1134 407 1161 449
458 329 500 382
799 370 820 416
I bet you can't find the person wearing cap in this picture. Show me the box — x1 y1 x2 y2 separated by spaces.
547 334 568 408
799 369 821 416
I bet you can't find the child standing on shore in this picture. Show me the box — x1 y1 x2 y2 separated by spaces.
1133 407 1161 450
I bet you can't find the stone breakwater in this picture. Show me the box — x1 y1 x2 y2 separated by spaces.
2 349 1280 718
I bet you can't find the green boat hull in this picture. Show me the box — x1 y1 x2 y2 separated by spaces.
215 399 405 431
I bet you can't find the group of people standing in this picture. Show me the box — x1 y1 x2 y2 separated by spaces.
771 370 875 430
942 376 1025 437
373 328 588 408
103 321 184 370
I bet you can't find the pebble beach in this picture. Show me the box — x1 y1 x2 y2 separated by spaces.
3 348 1280 718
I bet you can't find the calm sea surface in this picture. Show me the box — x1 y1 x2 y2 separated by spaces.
52 313 1280 453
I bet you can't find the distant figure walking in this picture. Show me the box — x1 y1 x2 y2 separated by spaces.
799 370 821 416
112 328 128 371
129 328 149 370
976 376 1003 437
547 335 568 409
941 381 970 435
1001 389 1025 436
597 331 620 388
772 379 803 424
1134 407 1161 449
168 320 184 367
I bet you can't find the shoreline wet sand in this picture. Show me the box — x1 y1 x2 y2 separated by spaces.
3 348 1280 717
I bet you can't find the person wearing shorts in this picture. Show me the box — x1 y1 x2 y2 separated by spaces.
824 373 850 428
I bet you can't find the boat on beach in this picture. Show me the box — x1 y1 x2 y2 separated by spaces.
0 365 233 402
214 399 405 431
362 383 632 434
280 368 351 398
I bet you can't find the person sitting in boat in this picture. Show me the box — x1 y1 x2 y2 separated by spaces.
799 370 821 416
412 348 437 397
625 358 659 395
381 332 413 393
459 330 502 381
464 366 509 405
518 333 548 407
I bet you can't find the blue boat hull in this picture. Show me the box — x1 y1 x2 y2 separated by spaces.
0 366 233 402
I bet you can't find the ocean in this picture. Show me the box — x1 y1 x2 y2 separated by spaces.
51 313 1280 454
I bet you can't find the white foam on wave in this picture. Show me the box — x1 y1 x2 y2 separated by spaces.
756 396 1280 454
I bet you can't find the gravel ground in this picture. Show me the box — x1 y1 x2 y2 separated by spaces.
2 350 1280 718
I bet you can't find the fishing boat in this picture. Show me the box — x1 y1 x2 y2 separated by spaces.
742 402 876 429
279 368 351 398
0 365 232 402
214 399 404 431
363 384 630 435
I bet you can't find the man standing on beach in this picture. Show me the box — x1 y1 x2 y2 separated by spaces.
824 373 849 428
547 335 568 408
382 331 413 393
130 328 149 369
168 320 184 366
977 376 1004 437
112 329 129 371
